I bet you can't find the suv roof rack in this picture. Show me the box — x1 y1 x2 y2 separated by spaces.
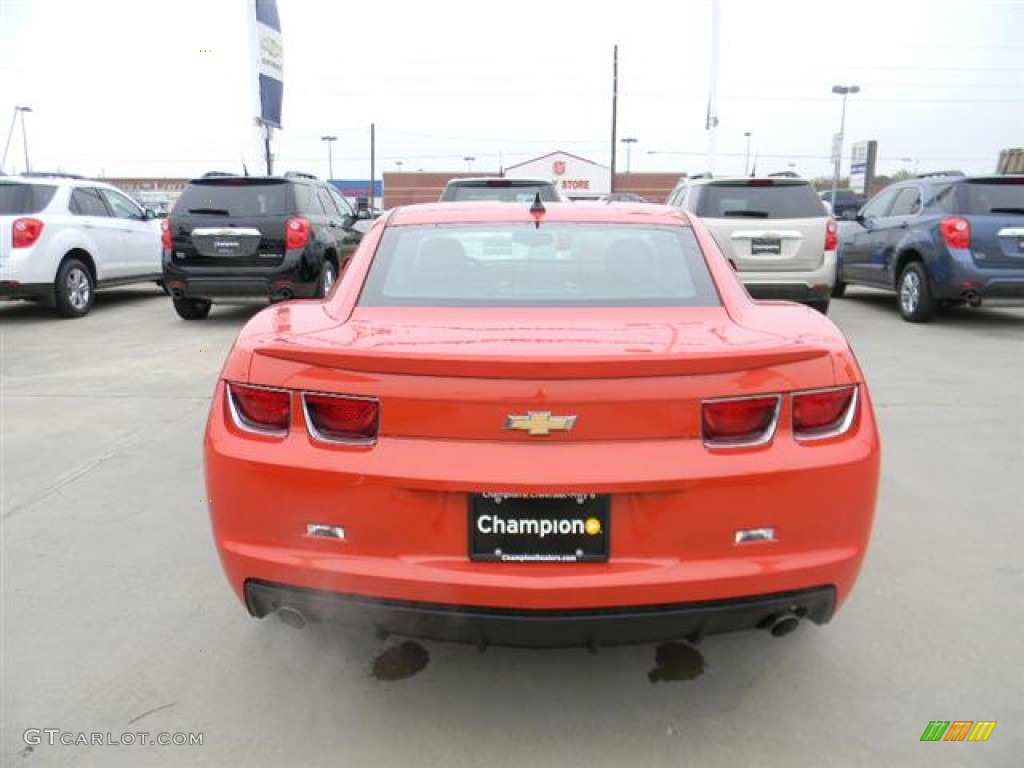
19 171 87 179
201 171 238 178
283 171 319 180
914 170 965 179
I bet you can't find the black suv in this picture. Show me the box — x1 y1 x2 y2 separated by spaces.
162 172 368 319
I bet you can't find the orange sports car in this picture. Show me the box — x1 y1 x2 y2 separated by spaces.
205 200 880 648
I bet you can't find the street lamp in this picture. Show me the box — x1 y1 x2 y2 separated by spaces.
320 135 337 181
743 131 751 176
463 156 475 172
829 84 860 208
620 137 638 173
2 105 33 174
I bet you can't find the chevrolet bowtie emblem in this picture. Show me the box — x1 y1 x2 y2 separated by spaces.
504 411 577 436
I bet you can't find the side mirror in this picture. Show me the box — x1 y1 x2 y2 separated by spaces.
143 208 157 220
841 209 858 221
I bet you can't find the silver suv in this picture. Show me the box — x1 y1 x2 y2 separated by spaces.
0 174 162 317
667 176 837 313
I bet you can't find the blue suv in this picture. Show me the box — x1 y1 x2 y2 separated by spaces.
833 174 1024 321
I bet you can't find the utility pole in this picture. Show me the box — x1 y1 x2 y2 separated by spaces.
369 122 376 212
610 44 618 193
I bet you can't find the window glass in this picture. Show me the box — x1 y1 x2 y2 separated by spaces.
954 180 1024 214
70 187 111 217
101 188 144 219
316 189 339 217
0 183 56 214
358 223 720 308
174 180 291 216
888 187 922 217
860 187 900 219
696 182 824 218
329 186 355 217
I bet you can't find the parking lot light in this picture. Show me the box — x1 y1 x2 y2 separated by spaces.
829 85 860 208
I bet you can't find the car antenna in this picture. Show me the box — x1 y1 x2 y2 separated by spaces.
529 193 546 229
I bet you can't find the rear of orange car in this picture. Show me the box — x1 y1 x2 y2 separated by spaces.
204 204 880 648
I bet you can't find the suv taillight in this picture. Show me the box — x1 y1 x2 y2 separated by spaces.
12 218 44 248
824 218 838 252
939 217 970 249
161 218 172 249
286 217 311 250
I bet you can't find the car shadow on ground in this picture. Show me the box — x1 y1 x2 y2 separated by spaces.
0 287 167 324
837 287 1024 327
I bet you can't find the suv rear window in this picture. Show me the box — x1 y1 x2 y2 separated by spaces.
173 179 294 216
358 223 719 307
441 181 561 203
949 178 1024 215
0 183 57 215
697 181 825 219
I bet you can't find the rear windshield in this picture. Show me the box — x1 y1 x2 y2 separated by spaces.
0 183 57 215
358 223 720 307
697 181 825 219
441 182 561 203
173 179 293 216
944 179 1024 215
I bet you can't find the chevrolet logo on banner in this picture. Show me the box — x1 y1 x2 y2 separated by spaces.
505 411 577 436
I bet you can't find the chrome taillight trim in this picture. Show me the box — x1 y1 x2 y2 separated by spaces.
226 382 291 438
792 385 859 442
701 393 783 449
300 391 380 446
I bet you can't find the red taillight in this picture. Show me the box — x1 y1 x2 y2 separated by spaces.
285 217 311 250
792 386 857 440
227 383 291 434
825 218 838 252
161 218 172 249
939 217 970 249
12 218 44 248
303 393 379 443
702 395 780 447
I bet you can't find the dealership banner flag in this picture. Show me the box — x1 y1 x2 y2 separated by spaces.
251 0 284 128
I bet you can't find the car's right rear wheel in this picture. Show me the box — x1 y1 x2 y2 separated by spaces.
831 279 846 298
172 297 212 320
897 262 936 323
316 261 337 298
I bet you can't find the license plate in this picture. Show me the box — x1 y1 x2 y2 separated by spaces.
751 238 782 255
469 493 609 562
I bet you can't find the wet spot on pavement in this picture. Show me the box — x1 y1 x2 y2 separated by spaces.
648 642 706 683
372 640 430 681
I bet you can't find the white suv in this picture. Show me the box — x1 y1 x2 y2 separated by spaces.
667 176 837 313
0 174 162 317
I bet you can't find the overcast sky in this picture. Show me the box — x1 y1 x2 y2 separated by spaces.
1 0 1021 183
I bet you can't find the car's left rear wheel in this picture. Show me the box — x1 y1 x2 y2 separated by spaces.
173 297 212 320
54 258 95 318
316 261 337 298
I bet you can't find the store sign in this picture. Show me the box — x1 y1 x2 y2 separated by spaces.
506 152 610 197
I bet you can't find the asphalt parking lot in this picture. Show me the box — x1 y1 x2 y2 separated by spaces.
2 286 1022 767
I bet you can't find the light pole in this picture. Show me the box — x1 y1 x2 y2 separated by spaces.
620 137 637 173
320 135 337 181
829 85 860 208
743 131 752 175
463 155 475 172
18 106 32 173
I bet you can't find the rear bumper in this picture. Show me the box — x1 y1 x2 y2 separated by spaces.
245 580 836 648
162 252 319 300
740 256 837 303
0 281 52 300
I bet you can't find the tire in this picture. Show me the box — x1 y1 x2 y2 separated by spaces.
54 258 95 318
172 296 212 320
807 299 830 315
316 260 337 299
897 262 936 323
831 279 846 298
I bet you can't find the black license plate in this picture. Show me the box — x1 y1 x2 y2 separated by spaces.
751 238 782 255
469 493 609 562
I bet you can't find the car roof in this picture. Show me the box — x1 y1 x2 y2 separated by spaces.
687 176 812 186
388 201 689 226
0 174 105 187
